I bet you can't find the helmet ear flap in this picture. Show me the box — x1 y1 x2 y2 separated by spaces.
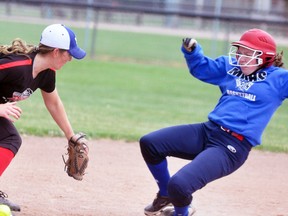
257 58 263 65
265 57 272 64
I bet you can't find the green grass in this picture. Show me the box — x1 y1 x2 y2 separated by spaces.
14 60 218 140
1 21 288 153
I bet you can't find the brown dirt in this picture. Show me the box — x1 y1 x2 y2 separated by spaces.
1 135 288 216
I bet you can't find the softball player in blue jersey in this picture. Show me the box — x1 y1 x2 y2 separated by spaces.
140 28 286 216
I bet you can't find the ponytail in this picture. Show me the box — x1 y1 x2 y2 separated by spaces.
0 38 37 56
274 51 285 68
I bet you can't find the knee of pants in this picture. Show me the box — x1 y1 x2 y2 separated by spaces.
14 134 22 151
139 135 163 164
168 175 193 207
1 133 22 155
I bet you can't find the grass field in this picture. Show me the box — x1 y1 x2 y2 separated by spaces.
1 21 288 153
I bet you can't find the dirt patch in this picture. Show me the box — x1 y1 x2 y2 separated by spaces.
1 136 288 216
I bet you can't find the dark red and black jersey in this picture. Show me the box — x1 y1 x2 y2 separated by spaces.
0 53 55 103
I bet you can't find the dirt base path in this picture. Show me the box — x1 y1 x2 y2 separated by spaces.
1 136 288 216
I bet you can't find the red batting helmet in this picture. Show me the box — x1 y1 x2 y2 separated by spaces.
230 29 276 67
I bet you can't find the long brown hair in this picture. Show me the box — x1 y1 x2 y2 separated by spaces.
274 51 285 68
0 38 66 57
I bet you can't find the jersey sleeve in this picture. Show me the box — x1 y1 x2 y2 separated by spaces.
181 44 230 85
277 70 288 100
38 69 56 93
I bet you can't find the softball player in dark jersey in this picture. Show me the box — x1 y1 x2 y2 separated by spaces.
140 29 286 216
0 24 86 211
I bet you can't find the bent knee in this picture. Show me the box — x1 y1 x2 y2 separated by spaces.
168 175 193 207
0 133 22 155
139 135 154 162
139 135 164 164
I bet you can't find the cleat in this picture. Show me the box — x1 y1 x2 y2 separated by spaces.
144 192 172 216
0 191 20 212
160 206 196 216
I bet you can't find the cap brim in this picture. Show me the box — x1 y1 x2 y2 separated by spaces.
69 47 86 60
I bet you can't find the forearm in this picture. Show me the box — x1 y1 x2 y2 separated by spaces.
41 89 74 140
47 100 74 140
182 44 227 84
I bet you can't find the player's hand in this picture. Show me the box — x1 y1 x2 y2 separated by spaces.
0 102 22 122
182 38 197 52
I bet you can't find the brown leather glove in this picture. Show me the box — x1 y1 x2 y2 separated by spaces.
62 132 89 181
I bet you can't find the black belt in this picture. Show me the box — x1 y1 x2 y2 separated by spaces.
220 126 244 141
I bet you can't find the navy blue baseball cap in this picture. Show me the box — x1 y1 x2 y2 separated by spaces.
40 24 86 59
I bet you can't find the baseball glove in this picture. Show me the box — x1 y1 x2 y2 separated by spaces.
62 132 89 181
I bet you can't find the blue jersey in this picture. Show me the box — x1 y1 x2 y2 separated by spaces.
182 44 288 146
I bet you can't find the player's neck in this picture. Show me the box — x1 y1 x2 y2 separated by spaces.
32 53 52 78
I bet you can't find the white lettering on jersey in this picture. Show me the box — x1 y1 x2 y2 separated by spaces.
236 78 254 91
227 90 256 101
7 88 33 102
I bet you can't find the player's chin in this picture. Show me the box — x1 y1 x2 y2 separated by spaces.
54 64 65 71
240 67 256 75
